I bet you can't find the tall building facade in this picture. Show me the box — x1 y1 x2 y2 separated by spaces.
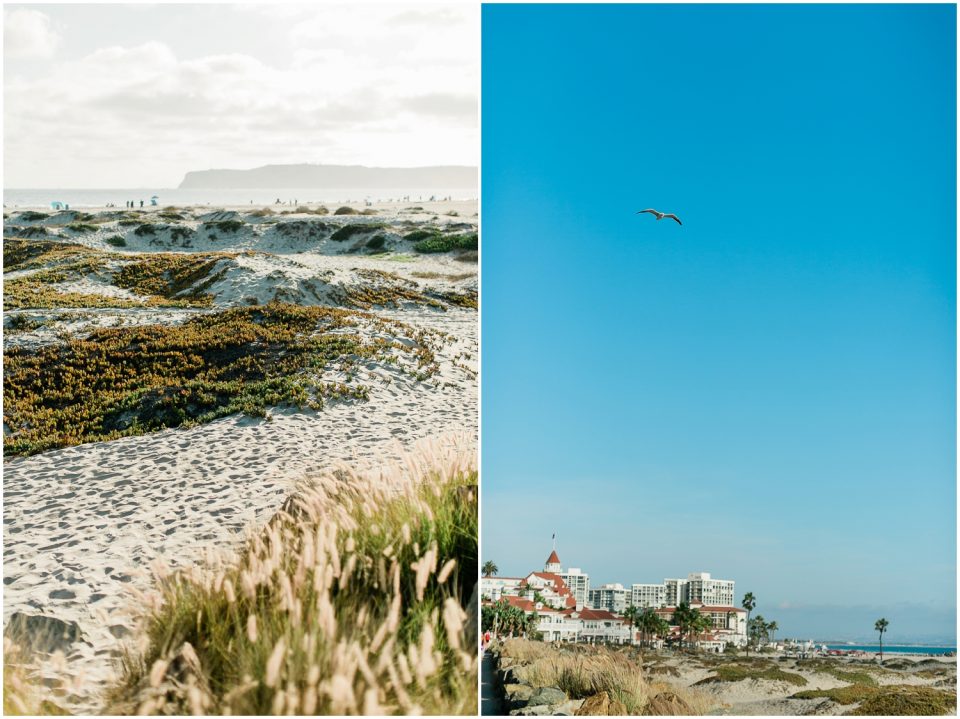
588 583 628 614
630 583 666 608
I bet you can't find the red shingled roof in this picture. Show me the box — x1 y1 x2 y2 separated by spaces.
546 550 560 565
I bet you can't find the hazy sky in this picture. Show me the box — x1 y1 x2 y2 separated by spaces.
482 4 956 644
4 3 478 187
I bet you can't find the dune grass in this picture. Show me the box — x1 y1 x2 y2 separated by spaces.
792 684 956 715
499 639 715 715
105 442 478 715
3 303 440 456
696 662 807 687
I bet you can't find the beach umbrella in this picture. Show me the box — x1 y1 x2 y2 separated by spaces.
50 201 64 210
150 195 159 206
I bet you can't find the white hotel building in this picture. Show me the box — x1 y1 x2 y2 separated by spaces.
480 548 746 648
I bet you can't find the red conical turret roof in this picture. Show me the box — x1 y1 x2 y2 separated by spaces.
546 550 560 565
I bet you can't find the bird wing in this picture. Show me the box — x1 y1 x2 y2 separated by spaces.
636 209 658 216
663 214 682 225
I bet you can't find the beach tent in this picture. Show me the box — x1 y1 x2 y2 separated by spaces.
150 195 159 206
50 201 65 210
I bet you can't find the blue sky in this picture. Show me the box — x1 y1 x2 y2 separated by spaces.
481 4 956 644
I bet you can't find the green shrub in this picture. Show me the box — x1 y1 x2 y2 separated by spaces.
404 229 441 243
365 234 386 250
330 223 384 242
333 206 359 215
18 211 47 222
66 223 97 233
169 226 193 242
203 220 244 233
414 232 478 254
134 223 158 237
105 235 127 248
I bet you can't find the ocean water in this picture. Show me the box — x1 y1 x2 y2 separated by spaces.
3 187 477 209
825 644 956 655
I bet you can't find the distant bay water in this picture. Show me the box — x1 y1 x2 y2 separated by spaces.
3 187 477 209
825 644 955 655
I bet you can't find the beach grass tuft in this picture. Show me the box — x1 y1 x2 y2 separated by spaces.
104 441 478 715
500 639 715 715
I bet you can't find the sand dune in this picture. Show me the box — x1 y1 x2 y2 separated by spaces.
3 203 477 713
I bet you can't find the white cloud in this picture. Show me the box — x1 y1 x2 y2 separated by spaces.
4 4 477 187
4 8 61 60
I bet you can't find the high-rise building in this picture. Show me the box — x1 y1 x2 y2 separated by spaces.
559 567 590 608
662 573 735 607
588 583 628 613
685 572 735 606
629 583 666 608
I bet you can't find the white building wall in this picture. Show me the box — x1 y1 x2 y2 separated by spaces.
560 568 590 607
630 583 666 608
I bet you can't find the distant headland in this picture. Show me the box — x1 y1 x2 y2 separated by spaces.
178 163 477 190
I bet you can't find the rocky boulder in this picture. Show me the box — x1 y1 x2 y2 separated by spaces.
4 612 82 655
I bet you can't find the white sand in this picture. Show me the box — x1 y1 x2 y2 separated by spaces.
3 203 477 713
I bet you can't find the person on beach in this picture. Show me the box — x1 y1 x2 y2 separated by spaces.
140 199 144 208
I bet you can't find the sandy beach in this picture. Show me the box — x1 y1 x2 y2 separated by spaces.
3 201 478 713
487 639 957 716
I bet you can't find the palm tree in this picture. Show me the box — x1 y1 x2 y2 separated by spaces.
742 592 757 655
749 615 768 650
654 615 671 649
482 561 498 577
673 602 697 651
875 618 889 664
691 611 712 650
768 620 779 647
623 605 642 645
639 608 661 649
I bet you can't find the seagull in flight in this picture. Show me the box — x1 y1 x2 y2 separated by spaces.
637 208 682 226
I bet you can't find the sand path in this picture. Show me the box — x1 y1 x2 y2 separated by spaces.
3 306 476 713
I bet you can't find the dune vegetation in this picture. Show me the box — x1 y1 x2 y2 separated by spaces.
3 303 442 456
413 232 478 254
104 443 478 715
792 684 956 715
496 639 715 715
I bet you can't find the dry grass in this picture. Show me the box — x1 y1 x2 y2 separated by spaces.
106 439 478 715
499 639 716 715
3 640 68 715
